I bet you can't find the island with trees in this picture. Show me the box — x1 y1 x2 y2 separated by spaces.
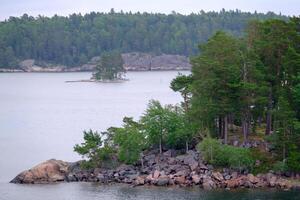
92 51 126 82
11 17 300 190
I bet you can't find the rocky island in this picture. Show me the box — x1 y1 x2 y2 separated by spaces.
11 149 299 190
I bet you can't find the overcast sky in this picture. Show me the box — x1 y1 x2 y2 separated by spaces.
0 0 299 20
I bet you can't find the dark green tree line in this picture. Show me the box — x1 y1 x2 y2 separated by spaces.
0 10 285 68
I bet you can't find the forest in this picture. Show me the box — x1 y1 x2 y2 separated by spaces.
0 9 285 68
75 17 300 174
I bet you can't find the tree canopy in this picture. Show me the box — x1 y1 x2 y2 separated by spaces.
0 10 285 68
93 51 124 80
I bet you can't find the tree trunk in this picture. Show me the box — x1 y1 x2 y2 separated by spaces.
242 118 247 143
159 138 162 154
258 116 262 127
222 117 225 139
183 93 189 113
224 115 228 144
265 90 273 135
219 116 223 138
186 140 189 153
242 113 250 144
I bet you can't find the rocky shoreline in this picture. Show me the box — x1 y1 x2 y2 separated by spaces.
10 150 300 190
0 52 191 73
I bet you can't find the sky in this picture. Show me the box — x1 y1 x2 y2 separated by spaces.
0 0 299 20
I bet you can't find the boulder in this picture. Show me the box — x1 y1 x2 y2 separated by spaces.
276 178 292 189
266 173 278 187
174 176 186 185
212 172 224 182
134 176 145 185
10 159 69 184
247 174 259 184
225 178 239 188
202 178 216 190
153 170 160 179
156 177 169 186
192 174 201 184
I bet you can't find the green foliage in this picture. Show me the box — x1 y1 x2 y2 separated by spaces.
74 129 103 159
287 151 300 172
273 161 288 173
110 117 145 164
0 11 285 68
73 130 115 168
197 137 222 164
141 100 194 152
93 51 124 80
250 148 274 174
191 18 300 172
197 138 254 171
170 73 193 112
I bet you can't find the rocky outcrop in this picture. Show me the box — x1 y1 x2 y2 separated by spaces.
122 52 191 71
10 159 69 184
11 151 299 190
1 53 191 73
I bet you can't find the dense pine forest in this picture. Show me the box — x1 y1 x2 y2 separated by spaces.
0 9 286 68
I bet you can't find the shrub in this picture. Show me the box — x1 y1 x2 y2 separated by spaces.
197 137 254 171
111 117 146 164
197 137 222 164
273 161 288 173
250 148 274 174
287 150 300 172
74 130 115 168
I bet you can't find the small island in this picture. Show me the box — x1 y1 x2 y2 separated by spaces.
66 51 128 83
92 51 127 82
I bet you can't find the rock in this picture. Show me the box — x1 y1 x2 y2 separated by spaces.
97 174 107 183
266 173 277 187
192 175 201 184
175 169 190 177
167 158 177 165
145 174 153 183
276 178 292 189
225 179 238 188
122 52 191 71
231 172 238 179
174 176 186 185
212 172 224 182
224 175 231 180
202 178 216 190
163 150 176 157
66 173 77 182
199 163 208 171
134 176 145 185
247 174 259 184
10 159 69 184
156 177 169 186
153 170 160 179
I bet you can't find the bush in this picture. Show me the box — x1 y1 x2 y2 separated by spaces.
250 148 274 174
197 138 254 171
273 161 288 173
197 137 222 164
110 117 146 164
74 130 115 168
287 150 300 172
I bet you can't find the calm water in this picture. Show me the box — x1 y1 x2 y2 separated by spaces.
0 72 299 200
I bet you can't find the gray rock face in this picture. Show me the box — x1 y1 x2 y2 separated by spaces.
122 52 191 71
7 52 191 72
